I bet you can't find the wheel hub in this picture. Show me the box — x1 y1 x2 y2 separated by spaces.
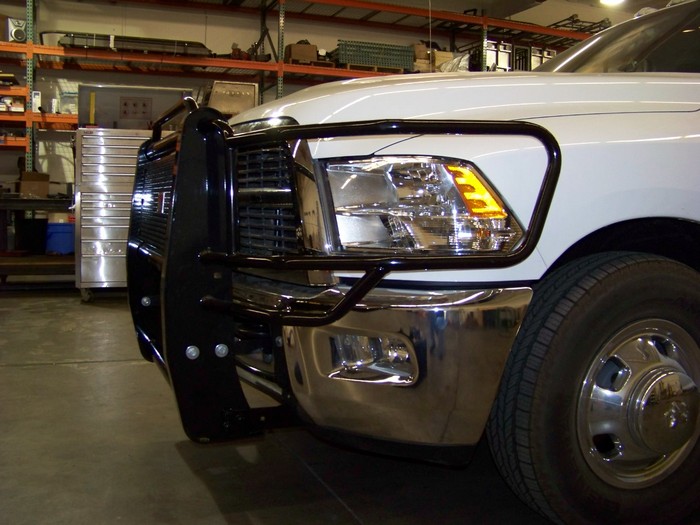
578 319 700 488
630 367 699 454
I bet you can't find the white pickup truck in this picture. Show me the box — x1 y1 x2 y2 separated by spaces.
127 2 700 523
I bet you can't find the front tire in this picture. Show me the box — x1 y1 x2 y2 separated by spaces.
487 252 700 524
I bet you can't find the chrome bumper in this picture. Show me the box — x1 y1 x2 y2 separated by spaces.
281 286 532 446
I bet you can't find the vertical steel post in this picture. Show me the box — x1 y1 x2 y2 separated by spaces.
277 0 285 99
25 0 35 170
482 24 488 71
259 0 266 105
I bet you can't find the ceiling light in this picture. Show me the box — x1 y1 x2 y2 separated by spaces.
600 0 625 5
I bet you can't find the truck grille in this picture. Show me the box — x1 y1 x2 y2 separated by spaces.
131 153 176 256
235 143 300 255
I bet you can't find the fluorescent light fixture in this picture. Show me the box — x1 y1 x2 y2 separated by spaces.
601 0 625 5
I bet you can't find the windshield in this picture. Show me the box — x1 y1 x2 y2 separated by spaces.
536 0 700 73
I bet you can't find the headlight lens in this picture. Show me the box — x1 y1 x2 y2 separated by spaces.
325 156 523 254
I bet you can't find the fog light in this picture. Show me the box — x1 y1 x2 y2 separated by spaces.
329 334 417 385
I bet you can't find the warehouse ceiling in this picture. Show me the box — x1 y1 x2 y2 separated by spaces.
441 0 671 19
90 0 684 29
373 0 676 24
65 0 680 36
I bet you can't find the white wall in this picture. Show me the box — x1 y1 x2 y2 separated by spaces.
0 2 25 19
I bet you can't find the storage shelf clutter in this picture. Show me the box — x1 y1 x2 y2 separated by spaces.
45 221 74 255
0 203 75 287
3 208 75 256
330 40 415 71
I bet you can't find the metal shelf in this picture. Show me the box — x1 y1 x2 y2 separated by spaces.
0 198 72 211
0 0 594 84
0 199 74 283
0 112 28 123
0 255 75 284
0 41 387 86
0 85 29 97
0 136 28 149
116 0 592 47
0 84 30 153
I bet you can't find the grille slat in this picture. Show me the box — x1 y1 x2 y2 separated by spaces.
131 153 176 256
131 139 303 259
238 225 298 234
235 143 300 256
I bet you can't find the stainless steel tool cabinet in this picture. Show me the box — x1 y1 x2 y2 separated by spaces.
75 128 151 301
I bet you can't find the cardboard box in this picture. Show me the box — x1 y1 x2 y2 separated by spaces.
414 59 432 73
431 50 456 67
284 43 318 63
48 212 72 223
413 43 429 60
18 171 50 198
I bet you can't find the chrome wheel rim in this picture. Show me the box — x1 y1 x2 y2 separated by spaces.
577 319 700 488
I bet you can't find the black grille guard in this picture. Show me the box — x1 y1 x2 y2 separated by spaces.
200 115 561 326
126 98 561 443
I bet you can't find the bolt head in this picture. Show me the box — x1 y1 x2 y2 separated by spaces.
185 346 200 360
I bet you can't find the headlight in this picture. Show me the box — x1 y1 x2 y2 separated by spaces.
325 156 523 254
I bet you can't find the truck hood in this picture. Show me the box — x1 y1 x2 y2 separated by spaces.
231 72 700 125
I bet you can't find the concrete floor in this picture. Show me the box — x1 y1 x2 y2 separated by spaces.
0 289 695 525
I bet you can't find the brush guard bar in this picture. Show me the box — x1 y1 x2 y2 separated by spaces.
126 97 561 443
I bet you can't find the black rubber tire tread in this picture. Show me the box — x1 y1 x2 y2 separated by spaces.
486 251 700 525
